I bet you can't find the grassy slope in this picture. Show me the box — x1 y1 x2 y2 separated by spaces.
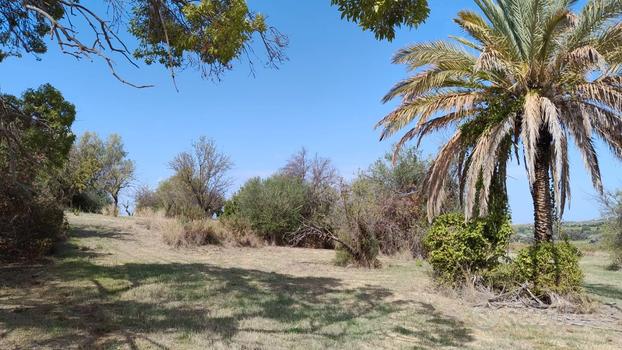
0 214 620 349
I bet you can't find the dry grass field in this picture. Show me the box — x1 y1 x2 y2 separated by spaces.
1 213 621 349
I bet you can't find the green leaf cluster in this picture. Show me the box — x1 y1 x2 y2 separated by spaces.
331 0 429 40
223 175 309 244
511 242 584 296
424 212 513 285
129 0 279 73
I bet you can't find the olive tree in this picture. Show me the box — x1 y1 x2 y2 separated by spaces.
100 134 135 216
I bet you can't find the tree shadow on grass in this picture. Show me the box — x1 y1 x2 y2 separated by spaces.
0 243 474 349
391 302 474 348
585 283 622 302
69 225 133 241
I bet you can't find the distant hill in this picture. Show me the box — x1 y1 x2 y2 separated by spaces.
512 219 607 243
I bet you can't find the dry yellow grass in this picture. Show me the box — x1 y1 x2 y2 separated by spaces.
0 213 621 349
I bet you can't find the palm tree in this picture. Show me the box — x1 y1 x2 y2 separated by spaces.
378 0 622 242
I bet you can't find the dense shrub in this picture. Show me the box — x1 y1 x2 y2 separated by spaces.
71 189 111 213
299 184 382 268
511 242 583 296
0 186 67 261
223 175 309 244
1 84 74 260
424 213 513 285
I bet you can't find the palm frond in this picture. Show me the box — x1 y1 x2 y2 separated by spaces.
378 91 483 140
520 92 543 186
463 116 514 218
424 132 463 220
392 41 476 71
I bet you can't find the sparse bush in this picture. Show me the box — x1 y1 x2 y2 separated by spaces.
511 241 583 296
332 221 381 268
161 219 222 247
346 147 457 257
295 183 382 268
134 185 160 213
601 190 622 269
424 213 513 285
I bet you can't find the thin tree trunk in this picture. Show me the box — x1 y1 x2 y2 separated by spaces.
531 129 553 242
113 194 119 217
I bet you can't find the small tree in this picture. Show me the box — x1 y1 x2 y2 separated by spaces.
281 147 339 219
62 132 106 210
100 134 135 216
169 137 233 217
63 132 134 216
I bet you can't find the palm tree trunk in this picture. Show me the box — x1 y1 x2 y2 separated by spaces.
531 129 553 242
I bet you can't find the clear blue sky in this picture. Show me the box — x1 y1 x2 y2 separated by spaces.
1 1 619 223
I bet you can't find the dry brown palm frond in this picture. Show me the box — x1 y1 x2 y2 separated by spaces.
463 116 514 218
564 106 604 194
576 83 622 112
378 92 484 141
566 45 606 69
391 108 478 164
581 103 622 160
475 46 515 76
425 132 464 220
542 96 568 217
520 92 543 186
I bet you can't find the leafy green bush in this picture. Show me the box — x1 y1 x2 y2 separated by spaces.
0 186 67 261
1 84 74 261
424 213 513 285
71 189 111 213
223 175 309 244
510 241 583 295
